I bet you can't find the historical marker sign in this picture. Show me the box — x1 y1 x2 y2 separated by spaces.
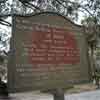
8 12 90 92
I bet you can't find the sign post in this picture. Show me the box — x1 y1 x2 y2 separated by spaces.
53 88 64 100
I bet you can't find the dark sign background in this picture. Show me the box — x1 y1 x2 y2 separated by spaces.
8 13 90 93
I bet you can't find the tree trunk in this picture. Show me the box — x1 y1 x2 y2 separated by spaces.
90 45 96 78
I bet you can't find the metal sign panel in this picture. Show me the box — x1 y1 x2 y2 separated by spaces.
8 13 90 92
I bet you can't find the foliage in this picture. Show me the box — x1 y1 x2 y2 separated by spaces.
0 0 100 23
80 0 100 40
0 0 100 53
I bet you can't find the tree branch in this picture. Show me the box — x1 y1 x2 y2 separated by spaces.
19 0 43 11
26 2 43 11
0 19 11 26
0 14 12 17
55 0 68 9
55 0 95 18
0 0 7 3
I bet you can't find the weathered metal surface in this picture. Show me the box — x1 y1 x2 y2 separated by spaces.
8 12 90 93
